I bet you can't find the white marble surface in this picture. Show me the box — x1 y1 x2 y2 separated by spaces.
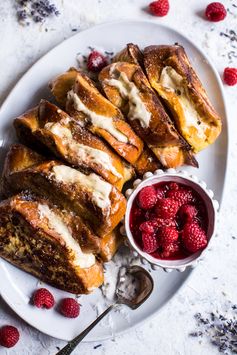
0 0 236 354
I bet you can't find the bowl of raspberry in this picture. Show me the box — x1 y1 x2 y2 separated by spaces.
125 169 219 271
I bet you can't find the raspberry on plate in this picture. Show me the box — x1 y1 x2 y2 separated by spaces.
205 2 227 22
0 325 20 348
32 288 55 309
87 50 108 72
158 226 179 246
223 67 237 86
155 198 179 219
179 204 198 222
138 185 157 209
166 189 193 207
149 0 169 17
142 233 159 253
59 298 80 318
182 222 207 253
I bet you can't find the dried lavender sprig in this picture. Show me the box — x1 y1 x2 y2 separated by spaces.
15 0 60 25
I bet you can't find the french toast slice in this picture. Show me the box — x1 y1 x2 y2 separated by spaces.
50 68 144 165
143 45 222 153
14 100 134 191
0 194 104 294
2 145 126 238
113 43 144 67
99 62 198 168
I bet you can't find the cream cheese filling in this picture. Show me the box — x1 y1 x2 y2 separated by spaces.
160 66 208 139
38 204 95 268
45 122 121 179
67 90 128 143
105 72 151 129
52 165 112 211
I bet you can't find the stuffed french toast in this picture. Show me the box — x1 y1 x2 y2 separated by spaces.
14 100 133 191
99 62 197 168
143 45 222 153
50 68 144 165
2 144 126 238
0 194 104 294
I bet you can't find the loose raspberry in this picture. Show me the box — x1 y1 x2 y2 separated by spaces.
223 67 237 86
59 298 80 318
182 222 207 253
32 288 55 309
87 51 108 72
168 182 179 191
205 2 227 22
179 204 198 222
139 220 156 235
142 233 159 253
149 0 169 17
166 189 193 207
156 187 165 200
160 242 180 258
155 198 179 219
158 226 179 246
0 326 20 348
138 186 157 209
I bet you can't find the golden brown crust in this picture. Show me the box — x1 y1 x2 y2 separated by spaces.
113 43 144 67
132 146 162 176
99 62 198 168
50 68 144 164
2 145 127 238
49 67 78 108
14 100 134 190
0 194 104 294
143 45 222 153
100 226 124 262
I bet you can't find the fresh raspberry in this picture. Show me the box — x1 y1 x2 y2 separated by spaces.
32 288 55 309
142 233 159 253
182 222 207 253
160 242 180 258
87 51 108 72
155 198 179 219
0 326 20 348
168 182 179 191
138 186 157 209
149 0 169 17
223 67 237 86
158 226 179 246
139 220 156 235
179 204 198 222
166 189 193 207
205 2 227 22
156 187 165 200
59 298 80 318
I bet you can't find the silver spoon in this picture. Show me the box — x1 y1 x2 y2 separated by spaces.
56 265 154 355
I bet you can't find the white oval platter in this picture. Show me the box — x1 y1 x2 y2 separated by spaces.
0 20 228 341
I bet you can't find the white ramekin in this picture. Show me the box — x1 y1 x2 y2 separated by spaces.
122 169 219 272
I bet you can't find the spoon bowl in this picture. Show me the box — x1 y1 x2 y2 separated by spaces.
116 266 154 309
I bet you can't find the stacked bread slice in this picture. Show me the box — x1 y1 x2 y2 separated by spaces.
0 43 222 294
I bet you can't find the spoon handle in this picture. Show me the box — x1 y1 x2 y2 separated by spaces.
56 304 115 355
